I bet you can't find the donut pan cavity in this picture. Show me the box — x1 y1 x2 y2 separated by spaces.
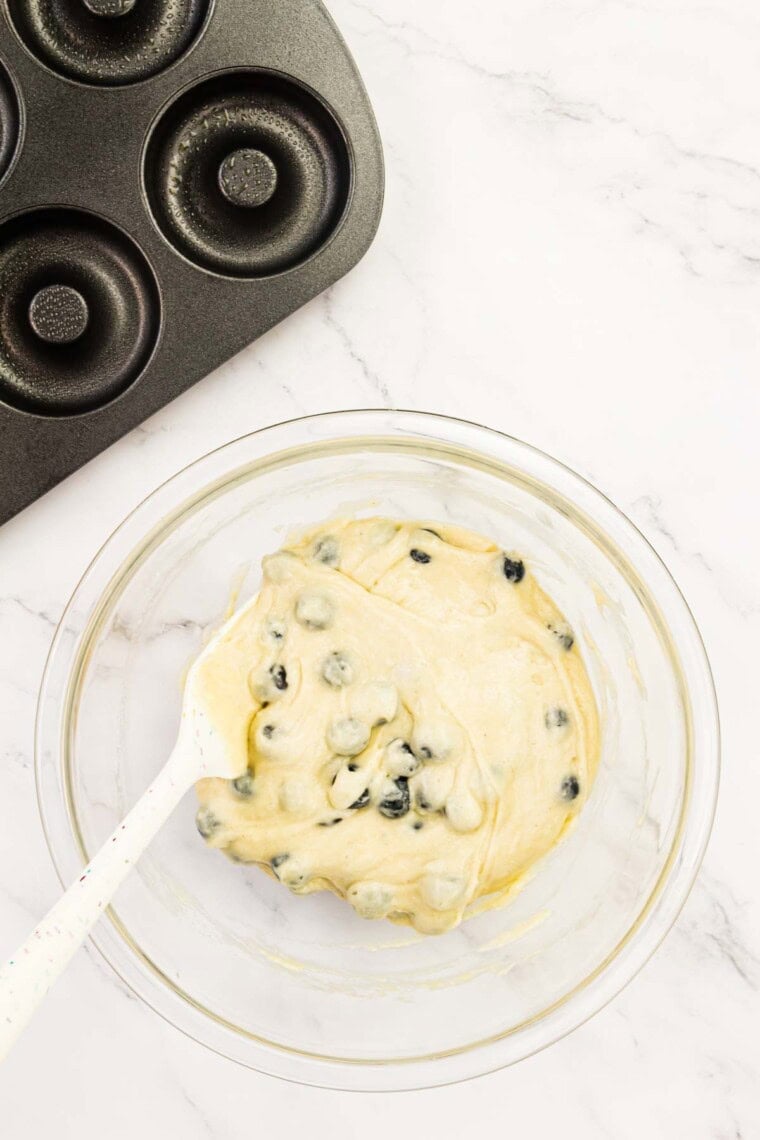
0 0 383 524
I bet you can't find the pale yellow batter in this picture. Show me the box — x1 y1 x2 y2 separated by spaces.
195 518 599 934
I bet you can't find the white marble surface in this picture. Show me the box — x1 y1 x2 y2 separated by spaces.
1 0 759 1133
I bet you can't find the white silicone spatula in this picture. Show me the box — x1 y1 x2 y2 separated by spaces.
0 596 258 1061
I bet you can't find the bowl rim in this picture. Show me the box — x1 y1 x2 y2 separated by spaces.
35 408 720 1090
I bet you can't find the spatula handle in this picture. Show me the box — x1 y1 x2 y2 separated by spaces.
0 747 191 1061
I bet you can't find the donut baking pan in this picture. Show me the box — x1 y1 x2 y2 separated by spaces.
0 0 384 523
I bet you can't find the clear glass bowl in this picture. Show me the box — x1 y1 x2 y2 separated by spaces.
36 410 719 1090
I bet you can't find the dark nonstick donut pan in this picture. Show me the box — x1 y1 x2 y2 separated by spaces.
0 0 384 524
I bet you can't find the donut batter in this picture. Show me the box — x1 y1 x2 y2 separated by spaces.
195 518 600 934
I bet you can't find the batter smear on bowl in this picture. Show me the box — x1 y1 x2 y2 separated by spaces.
195 518 600 934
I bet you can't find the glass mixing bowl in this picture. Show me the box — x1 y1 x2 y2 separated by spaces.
36 410 719 1090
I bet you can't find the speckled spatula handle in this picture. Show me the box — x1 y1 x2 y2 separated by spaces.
0 747 192 1061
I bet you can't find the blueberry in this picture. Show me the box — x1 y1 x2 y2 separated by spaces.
280 859 309 890
545 707 569 728
265 619 286 643
318 816 344 827
313 536 339 566
548 622 574 651
348 881 394 919
347 763 359 773
378 777 410 819
271 853 290 871
195 806 220 839
560 775 581 801
327 717 370 757
410 549 431 564
503 555 525 583
232 773 255 796
321 651 354 689
385 738 420 778
445 790 483 833
412 820 424 830
296 593 334 630
262 724 275 738
349 788 370 810
422 872 466 912
252 660 289 704
410 721 455 763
